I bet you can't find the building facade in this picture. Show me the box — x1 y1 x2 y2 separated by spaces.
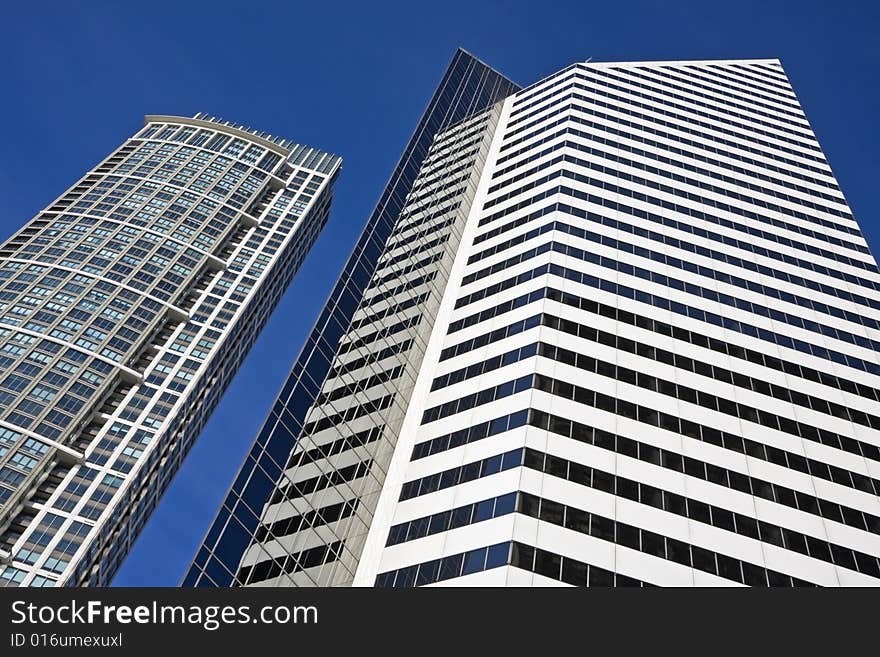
193 55 880 588
185 49 520 587
0 114 340 587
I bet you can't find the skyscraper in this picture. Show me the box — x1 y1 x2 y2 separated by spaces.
0 114 341 587
192 54 880 588
186 49 520 587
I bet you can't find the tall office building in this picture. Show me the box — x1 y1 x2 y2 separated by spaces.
0 114 340 587
191 53 880 588
186 49 520 586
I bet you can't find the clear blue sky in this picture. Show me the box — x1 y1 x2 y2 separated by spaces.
1 0 877 586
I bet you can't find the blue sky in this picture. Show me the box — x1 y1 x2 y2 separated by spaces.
0 0 877 586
